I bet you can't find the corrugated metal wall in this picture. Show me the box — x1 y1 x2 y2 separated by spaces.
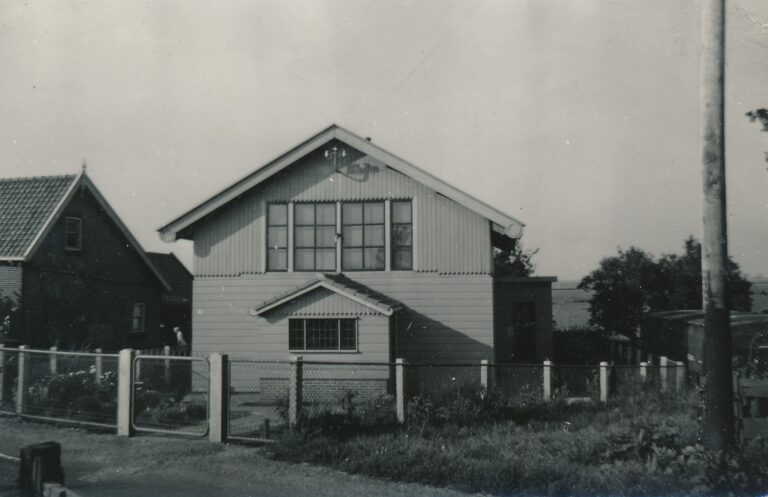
192 141 492 276
192 272 494 363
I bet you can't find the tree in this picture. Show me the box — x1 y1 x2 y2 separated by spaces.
578 247 662 337
747 108 768 166
493 241 537 277
579 237 752 336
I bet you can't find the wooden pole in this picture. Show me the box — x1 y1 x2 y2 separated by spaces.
700 0 734 451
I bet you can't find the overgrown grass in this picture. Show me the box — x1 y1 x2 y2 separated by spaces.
268 390 768 496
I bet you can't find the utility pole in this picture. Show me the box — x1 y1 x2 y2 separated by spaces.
700 0 734 451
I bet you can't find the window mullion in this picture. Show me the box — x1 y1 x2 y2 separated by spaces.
385 199 391 270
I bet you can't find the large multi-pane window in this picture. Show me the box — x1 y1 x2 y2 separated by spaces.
289 318 357 351
342 202 385 270
294 203 336 271
267 204 288 271
391 200 412 270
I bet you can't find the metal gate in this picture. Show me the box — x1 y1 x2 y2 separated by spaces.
131 354 209 436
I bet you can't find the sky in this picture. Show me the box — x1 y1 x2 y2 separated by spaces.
1 0 767 281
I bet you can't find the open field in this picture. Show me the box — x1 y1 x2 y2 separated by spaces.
552 280 592 329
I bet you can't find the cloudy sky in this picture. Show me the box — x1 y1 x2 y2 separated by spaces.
2 0 767 281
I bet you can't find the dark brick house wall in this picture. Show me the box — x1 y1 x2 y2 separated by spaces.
20 186 163 351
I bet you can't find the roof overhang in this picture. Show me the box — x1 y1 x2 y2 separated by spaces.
159 124 525 241
249 276 402 317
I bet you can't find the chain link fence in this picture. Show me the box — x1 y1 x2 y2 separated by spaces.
1 348 119 427
227 360 290 441
492 363 544 400
132 355 209 436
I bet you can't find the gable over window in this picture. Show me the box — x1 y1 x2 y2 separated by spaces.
64 217 82 251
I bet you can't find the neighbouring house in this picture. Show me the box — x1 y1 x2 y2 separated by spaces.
146 252 193 346
158 125 555 380
642 310 768 373
0 171 172 351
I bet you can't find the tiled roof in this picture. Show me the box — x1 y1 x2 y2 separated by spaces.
0 175 77 258
250 273 403 317
146 252 193 300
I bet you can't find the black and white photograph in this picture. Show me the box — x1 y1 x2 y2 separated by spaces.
1 1 768 495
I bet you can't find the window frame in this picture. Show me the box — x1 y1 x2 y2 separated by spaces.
266 203 289 272
288 318 358 352
390 200 413 270
293 202 337 272
131 303 146 333
64 216 83 252
341 201 385 271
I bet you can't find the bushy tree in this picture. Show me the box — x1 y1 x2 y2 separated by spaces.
579 237 752 336
494 242 538 277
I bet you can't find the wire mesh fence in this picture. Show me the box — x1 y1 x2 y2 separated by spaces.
228 360 290 441
132 355 209 436
492 363 544 400
303 361 393 409
552 364 600 399
405 362 481 399
18 349 119 427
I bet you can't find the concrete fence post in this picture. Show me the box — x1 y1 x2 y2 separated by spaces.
543 360 552 400
640 361 648 384
208 353 229 443
163 346 171 385
49 346 58 375
0 344 4 403
288 356 303 428
94 348 103 384
660 356 668 392
117 349 135 437
134 349 142 381
396 358 407 424
16 345 29 415
675 361 685 395
480 359 490 394
599 361 609 403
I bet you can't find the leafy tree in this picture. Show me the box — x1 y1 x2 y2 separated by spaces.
493 242 537 277
578 247 662 337
579 237 752 336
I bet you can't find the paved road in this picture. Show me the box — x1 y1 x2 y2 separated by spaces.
0 417 481 497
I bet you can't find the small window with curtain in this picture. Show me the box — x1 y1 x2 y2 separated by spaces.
288 318 358 351
132 303 146 333
267 203 288 271
294 203 336 271
391 200 412 270
65 217 82 251
342 202 384 270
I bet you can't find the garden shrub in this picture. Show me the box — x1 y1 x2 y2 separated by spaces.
25 370 118 420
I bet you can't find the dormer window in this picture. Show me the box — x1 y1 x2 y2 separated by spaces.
64 217 82 251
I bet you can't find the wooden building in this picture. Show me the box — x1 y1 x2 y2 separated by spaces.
0 172 171 351
159 125 555 368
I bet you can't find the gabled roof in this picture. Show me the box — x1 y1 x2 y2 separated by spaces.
0 175 78 259
146 252 193 299
159 124 525 242
0 172 171 291
249 273 403 317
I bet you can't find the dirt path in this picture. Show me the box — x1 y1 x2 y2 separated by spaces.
0 417 481 497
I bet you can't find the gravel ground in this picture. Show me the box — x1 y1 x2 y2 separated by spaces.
0 416 482 497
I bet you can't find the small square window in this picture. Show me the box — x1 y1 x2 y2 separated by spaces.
65 217 82 251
